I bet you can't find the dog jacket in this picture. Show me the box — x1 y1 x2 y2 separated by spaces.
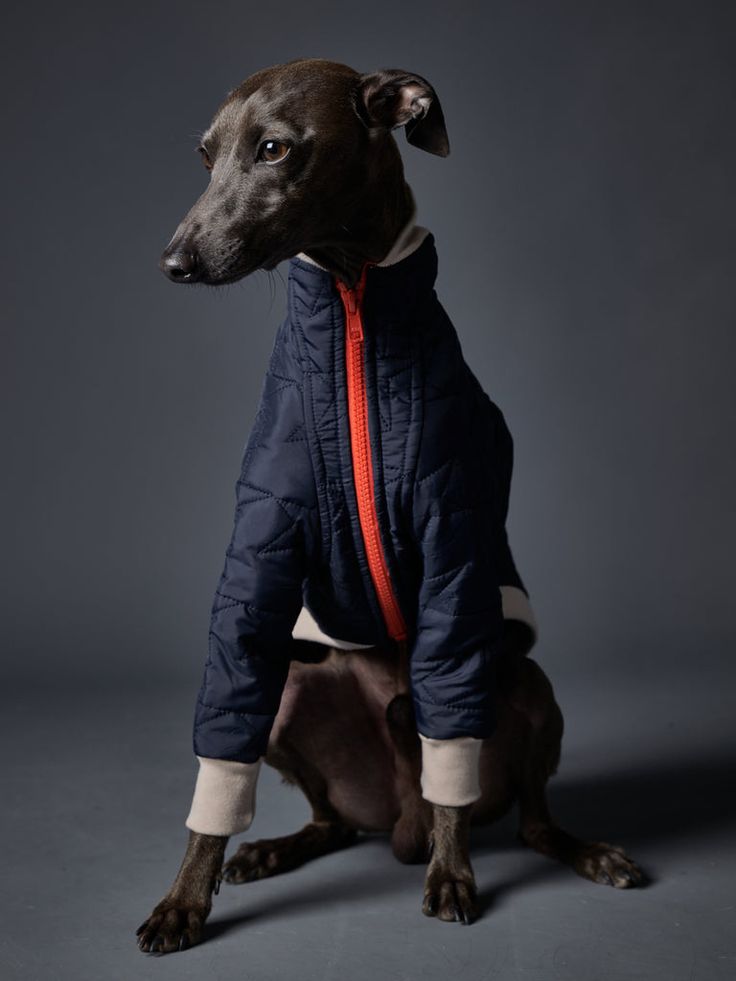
185 218 536 836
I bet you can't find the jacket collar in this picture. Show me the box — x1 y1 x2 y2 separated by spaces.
295 207 430 271
287 225 439 342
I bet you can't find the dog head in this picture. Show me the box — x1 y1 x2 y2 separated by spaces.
160 58 449 285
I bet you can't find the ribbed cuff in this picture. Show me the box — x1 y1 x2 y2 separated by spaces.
500 585 538 639
185 756 263 836
419 734 483 806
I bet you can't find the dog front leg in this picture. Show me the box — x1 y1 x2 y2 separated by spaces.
422 803 478 924
136 831 227 954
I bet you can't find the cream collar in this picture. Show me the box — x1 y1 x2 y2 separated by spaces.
295 209 430 271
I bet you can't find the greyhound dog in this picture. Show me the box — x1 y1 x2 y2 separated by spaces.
137 58 642 955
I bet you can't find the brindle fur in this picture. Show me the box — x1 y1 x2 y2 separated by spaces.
140 58 643 954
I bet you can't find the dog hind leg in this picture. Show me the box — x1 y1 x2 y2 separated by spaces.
221 740 357 884
510 658 644 888
385 693 433 864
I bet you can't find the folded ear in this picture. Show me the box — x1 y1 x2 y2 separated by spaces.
354 68 450 157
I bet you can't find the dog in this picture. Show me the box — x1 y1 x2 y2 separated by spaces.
137 58 642 955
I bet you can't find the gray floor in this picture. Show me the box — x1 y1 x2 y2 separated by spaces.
2 665 735 981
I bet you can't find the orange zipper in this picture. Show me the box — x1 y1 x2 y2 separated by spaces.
336 266 408 644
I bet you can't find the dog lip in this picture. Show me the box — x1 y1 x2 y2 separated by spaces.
198 255 276 285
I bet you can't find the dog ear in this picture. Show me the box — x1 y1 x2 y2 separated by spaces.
354 69 450 157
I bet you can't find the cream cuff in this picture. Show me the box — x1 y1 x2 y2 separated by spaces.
500 584 538 639
419 734 483 806
185 756 263 837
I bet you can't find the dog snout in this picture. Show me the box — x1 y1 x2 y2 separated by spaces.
160 248 200 283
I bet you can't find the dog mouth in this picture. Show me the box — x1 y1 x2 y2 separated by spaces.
200 257 268 286
159 242 292 285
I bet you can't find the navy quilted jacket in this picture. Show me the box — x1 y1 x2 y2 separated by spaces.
193 231 527 765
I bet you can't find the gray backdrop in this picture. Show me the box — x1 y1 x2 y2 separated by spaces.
3 0 735 692
2 4 736 978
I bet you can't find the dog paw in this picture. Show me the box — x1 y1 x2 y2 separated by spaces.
136 902 207 954
422 868 478 924
575 841 644 888
222 824 357 885
221 841 283 884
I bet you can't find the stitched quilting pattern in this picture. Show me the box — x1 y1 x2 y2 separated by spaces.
192 236 529 763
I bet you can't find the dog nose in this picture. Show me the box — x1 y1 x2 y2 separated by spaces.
160 250 200 282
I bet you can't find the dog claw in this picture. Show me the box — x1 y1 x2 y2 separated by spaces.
614 867 643 888
575 841 643 889
136 905 206 954
424 871 478 924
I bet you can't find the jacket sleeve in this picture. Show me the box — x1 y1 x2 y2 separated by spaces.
186 323 317 836
410 481 505 806
410 359 512 807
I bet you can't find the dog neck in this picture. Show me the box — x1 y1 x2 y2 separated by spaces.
296 206 430 277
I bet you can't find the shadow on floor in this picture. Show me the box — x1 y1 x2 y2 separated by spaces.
470 749 736 851
539 751 736 847
470 748 736 908
203 748 736 941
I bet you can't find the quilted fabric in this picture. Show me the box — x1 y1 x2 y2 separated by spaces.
193 232 528 763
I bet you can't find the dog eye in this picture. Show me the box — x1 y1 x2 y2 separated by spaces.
197 146 213 171
257 140 290 165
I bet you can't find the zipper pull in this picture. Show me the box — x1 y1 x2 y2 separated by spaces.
345 288 358 316
336 277 364 342
347 301 363 341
